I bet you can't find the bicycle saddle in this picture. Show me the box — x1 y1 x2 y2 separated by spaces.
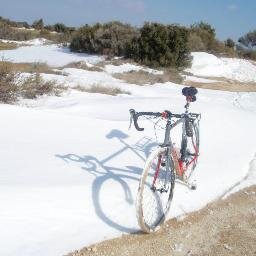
182 86 198 102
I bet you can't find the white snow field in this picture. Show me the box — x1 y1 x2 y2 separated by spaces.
187 52 256 83
0 38 49 46
0 41 256 256
0 40 103 67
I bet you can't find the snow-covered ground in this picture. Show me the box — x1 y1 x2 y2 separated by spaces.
187 52 256 83
0 39 103 67
0 40 256 256
104 63 164 75
0 38 48 46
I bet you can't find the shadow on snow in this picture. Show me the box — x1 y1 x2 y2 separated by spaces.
56 129 157 233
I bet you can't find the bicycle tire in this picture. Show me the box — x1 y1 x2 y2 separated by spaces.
181 121 200 180
136 147 175 233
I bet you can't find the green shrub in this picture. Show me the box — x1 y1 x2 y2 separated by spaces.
70 22 139 56
70 22 190 68
126 23 191 68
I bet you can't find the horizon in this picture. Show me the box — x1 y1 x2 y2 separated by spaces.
1 0 256 41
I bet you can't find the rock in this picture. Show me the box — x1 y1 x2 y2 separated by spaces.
223 244 232 250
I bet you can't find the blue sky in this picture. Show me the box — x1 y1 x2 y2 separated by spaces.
1 0 255 40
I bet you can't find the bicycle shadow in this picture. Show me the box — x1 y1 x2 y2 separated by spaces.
56 129 157 233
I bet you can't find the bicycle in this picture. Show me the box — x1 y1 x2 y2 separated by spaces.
129 86 201 233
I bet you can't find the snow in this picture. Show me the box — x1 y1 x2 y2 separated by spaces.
104 63 164 75
14 27 36 31
0 44 256 256
184 75 219 83
187 52 256 83
233 92 256 112
0 43 103 67
0 38 49 46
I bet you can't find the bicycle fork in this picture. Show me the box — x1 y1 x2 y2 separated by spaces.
151 148 172 193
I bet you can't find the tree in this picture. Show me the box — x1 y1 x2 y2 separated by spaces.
238 30 256 49
190 22 216 51
126 23 191 67
32 19 44 30
54 23 68 33
225 38 235 48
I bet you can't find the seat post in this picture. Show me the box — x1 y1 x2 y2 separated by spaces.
184 97 191 114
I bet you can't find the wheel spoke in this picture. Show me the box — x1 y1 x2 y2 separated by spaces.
136 148 175 232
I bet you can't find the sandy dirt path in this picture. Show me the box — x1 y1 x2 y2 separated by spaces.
67 185 256 256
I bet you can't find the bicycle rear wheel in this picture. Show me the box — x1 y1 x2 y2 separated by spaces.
182 121 200 181
136 147 175 233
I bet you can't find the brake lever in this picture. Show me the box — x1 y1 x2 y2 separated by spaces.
128 114 133 130
128 109 135 130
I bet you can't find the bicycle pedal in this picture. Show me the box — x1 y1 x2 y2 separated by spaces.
161 162 166 167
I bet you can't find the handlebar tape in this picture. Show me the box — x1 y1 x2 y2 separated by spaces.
129 109 144 131
129 109 162 131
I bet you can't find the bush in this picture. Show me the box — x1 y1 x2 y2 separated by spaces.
238 30 256 49
188 32 206 51
236 30 256 61
20 73 63 99
0 22 38 41
126 23 191 68
70 21 139 56
225 38 235 48
189 22 216 51
237 45 256 61
0 61 19 103
241 50 256 60
0 16 30 29
210 40 236 57
0 60 65 103
70 22 190 68
32 19 44 30
188 22 236 57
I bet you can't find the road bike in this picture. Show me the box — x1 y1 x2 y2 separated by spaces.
129 86 201 233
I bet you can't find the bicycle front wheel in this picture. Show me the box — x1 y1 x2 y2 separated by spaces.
136 147 175 233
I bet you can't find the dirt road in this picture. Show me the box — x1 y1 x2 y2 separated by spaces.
67 185 256 256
